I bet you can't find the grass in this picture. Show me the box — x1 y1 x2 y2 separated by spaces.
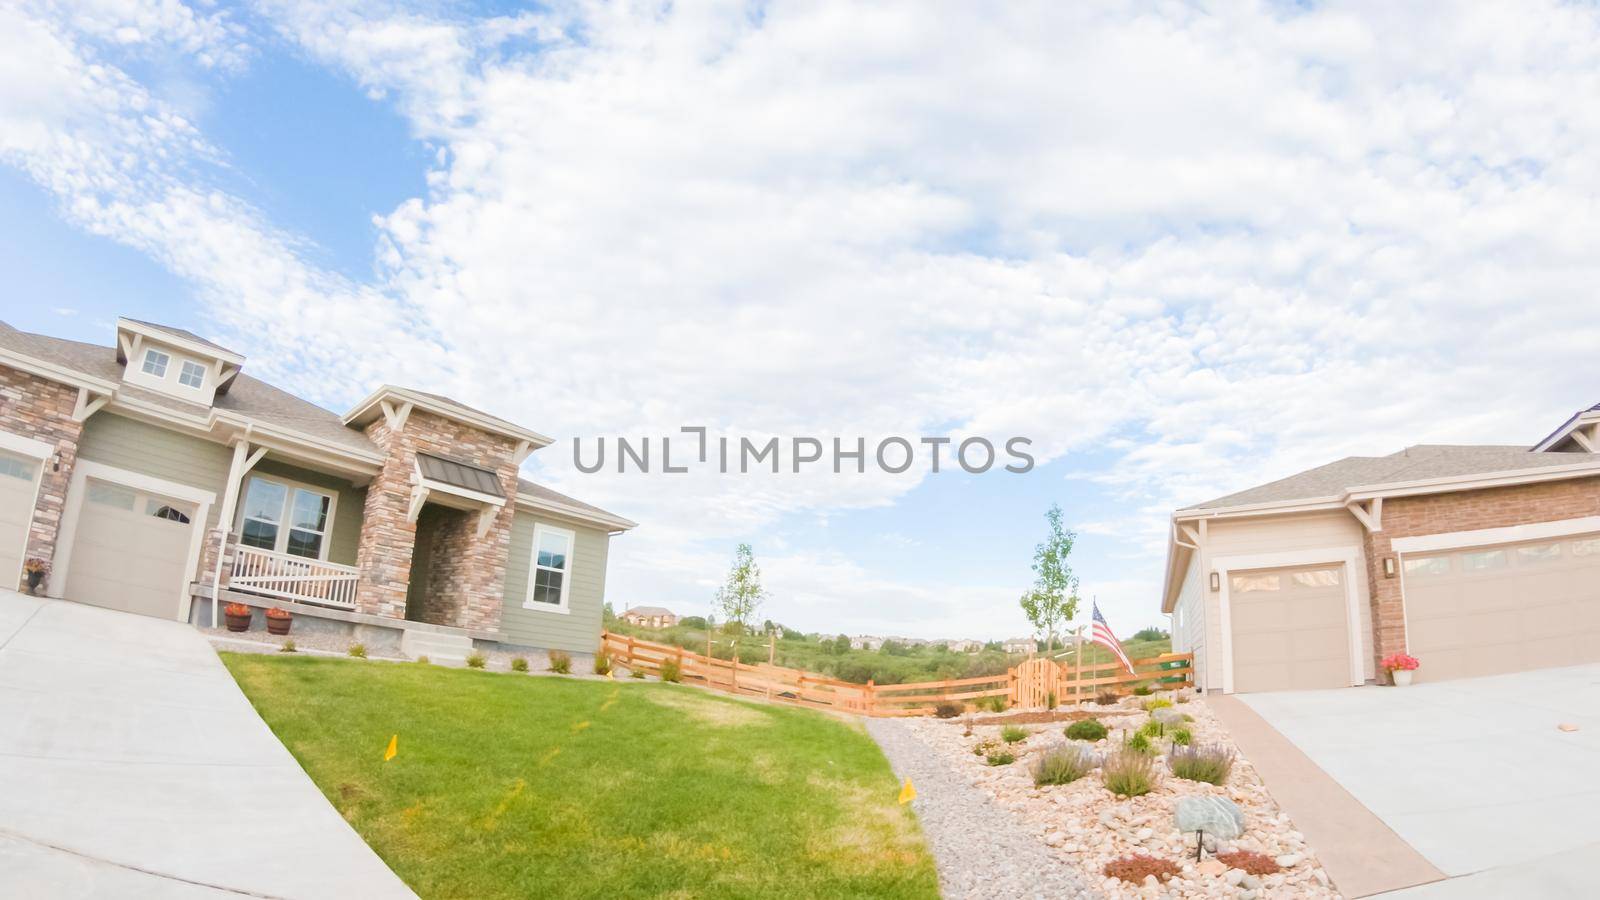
222 654 937 900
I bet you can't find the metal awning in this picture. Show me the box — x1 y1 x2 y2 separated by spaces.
415 452 505 498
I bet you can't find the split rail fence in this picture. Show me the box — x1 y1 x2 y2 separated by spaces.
600 631 1192 717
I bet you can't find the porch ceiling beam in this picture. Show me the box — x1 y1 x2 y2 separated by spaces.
71 387 110 423
380 399 414 433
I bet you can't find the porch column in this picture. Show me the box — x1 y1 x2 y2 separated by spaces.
205 440 265 626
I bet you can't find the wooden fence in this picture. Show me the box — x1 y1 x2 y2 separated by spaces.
600 631 1192 717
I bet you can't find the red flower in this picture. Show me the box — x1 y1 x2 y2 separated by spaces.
1381 653 1419 672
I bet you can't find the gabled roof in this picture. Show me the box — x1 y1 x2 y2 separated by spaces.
1185 445 1598 511
1532 401 1600 451
625 606 675 617
343 385 554 448
516 477 637 530
120 318 241 359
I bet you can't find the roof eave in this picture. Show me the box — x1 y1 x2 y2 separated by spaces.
1531 410 1600 451
342 385 555 448
116 318 246 366
0 346 119 394
514 491 638 531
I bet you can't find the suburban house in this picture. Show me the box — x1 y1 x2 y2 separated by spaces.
1002 637 1036 655
622 605 677 628
1163 407 1600 693
849 634 885 651
0 318 635 662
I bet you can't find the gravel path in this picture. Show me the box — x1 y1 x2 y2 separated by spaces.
867 718 1098 900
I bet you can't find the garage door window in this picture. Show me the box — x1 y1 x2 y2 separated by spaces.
1572 538 1600 557
146 500 191 524
1404 555 1450 577
1231 573 1280 592
1516 543 1562 565
1462 549 1507 572
1293 569 1340 587
0 451 36 481
87 481 136 510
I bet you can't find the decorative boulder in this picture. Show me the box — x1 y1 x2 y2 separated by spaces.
1174 796 1244 840
1152 707 1186 725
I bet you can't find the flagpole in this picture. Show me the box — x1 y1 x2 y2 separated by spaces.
1073 622 1084 706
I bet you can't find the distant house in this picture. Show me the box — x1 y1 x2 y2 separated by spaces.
1002 637 1036 655
850 634 884 651
944 639 983 653
623 606 678 628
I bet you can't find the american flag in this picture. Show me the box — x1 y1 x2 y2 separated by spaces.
1091 601 1134 673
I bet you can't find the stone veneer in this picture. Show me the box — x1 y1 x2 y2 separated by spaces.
1360 476 1600 670
354 409 519 631
0 367 82 593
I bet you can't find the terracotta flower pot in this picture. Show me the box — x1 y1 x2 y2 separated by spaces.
266 614 292 636
225 610 252 633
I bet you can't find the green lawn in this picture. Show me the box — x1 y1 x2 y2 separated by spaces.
222 654 939 900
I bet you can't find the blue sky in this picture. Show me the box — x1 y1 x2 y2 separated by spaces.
4 1 1600 640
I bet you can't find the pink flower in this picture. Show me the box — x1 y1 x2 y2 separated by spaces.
1381 653 1420 672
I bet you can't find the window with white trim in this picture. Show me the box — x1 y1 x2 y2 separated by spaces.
525 524 575 610
238 476 334 560
0 450 36 481
141 349 170 377
178 360 206 389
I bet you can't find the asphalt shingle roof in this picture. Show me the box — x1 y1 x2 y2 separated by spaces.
123 318 239 357
1190 444 1595 510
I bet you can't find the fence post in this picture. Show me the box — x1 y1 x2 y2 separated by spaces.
866 678 875 716
731 654 739 694
626 635 636 673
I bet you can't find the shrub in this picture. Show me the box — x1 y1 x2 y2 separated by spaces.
1214 850 1281 876
977 694 1008 713
1102 747 1158 796
1137 719 1166 740
1046 690 1057 710
934 701 963 719
347 642 367 659
1000 725 1029 744
1094 690 1119 706
659 658 682 682
1103 854 1181 884
1131 683 1154 696
1169 727 1192 746
1124 732 1153 754
1168 744 1235 785
548 651 572 674
1143 697 1173 711
593 650 612 676
224 602 251 617
415 655 430 665
984 749 1015 766
972 738 999 757
466 651 487 669
629 669 645 678
1032 747 1094 786
510 656 529 672
1065 718 1108 741
277 640 296 653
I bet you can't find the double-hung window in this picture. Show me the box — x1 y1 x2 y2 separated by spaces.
525 524 575 611
238 476 334 560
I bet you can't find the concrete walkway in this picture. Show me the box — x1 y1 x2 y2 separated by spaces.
1239 667 1600 898
0 590 414 898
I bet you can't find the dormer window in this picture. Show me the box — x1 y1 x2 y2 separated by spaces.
178 360 206 389
141 349 170 377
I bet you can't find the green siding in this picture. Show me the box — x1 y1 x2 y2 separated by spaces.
499 510 611 654
76 413 232 534
248 459 367 566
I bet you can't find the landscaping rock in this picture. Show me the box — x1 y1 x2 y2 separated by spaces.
1276 852 1303 868
1152 707 1185 725
1174 796 1245 840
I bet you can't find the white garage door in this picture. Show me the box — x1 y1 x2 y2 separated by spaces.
1230 564 1352 692
1402 534 1600 681
64 479 198 619
0 449 42 585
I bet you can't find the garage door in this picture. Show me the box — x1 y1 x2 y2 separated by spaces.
1402 534 1600 681
64 479 198 619
1230 564 1351 692
0 449 42 585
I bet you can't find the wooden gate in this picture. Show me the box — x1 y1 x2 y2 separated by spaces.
1010 657 1061 708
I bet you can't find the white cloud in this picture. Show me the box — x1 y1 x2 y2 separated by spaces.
6 1 1600 638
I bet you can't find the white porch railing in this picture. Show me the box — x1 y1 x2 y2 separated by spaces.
228 544 360 610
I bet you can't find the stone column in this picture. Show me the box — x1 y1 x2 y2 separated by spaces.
0 369 83 593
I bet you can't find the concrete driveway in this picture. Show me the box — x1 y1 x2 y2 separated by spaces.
0 590 413 898
1240 665 1600 897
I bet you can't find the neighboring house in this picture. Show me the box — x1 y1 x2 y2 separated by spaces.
944 639 983 653
623 605 677 628
1003 637 1036 655
1163 406 1600 694
0 318 635 661
849 634 884 651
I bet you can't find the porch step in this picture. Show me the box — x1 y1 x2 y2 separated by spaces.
400 629 474 664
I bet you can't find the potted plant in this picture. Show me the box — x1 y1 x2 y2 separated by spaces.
265 606 292 636
22 558 49 595
1382 653 1420 686
224 602 253 633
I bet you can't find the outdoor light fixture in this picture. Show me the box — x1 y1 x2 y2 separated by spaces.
1383 556 1397 578
51 451 62 472
1209 571 1220 591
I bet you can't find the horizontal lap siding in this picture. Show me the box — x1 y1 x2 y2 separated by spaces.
76 413 231 539
249 459 367 566
1173 555 1207 689
497 509 610 654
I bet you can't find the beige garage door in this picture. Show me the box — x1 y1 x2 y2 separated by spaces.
1402 534 1600 681
1230 564 1351 692
64 479 197 619
0 449 43 585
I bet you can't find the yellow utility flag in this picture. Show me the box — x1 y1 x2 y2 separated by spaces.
384 734 398 762
898 778 916 805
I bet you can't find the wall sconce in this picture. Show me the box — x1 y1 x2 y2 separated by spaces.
1209 571 1220 591
51 451 63 473
1383 556 1397 578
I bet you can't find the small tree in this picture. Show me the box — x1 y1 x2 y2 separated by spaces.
1018 504 1081 652
714 543 767 631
